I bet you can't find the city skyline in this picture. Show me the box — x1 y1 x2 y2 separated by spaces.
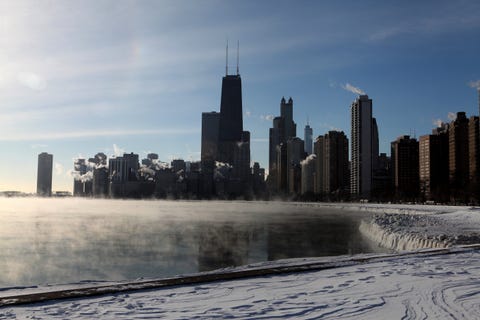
1 1 480 192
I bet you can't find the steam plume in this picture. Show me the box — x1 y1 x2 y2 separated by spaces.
300 154 316 166
447 112 457 121
342 83 365 95
468 80 480 89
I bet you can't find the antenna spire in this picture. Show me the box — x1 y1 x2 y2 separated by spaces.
225 39 229 76
236 40 239 75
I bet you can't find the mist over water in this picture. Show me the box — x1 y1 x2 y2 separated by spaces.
0 199 385 287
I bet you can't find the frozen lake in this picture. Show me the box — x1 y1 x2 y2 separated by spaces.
0 198 385 287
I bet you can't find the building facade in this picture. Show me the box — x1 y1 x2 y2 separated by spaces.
391 135 419 200
37 152 53 197
350 95 373 199
449 112 470 202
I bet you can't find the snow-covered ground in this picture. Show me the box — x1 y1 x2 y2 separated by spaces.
1 203 479 319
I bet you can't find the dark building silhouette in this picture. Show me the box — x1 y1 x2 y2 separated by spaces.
287 137 305 194
372 152 393 200
217 74 243 165
469 116 480 202
201 111 220 197
449 112 470 202
391 135 419 200
268 97 297 192
109 152 140 197
233 132 251 183
372 117 379 172
37 152 53 197
312 131 349 198
325 131 350 195
91 152 109 197
73 159 87 196
269 116 285 173
281 97 297 139
275 143 288 193
314 135 326 194
419 125 449 202
201 112 220 163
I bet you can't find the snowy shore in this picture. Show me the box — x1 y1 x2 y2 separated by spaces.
1 203 479 319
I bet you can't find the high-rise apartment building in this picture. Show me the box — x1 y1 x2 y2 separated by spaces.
449 112 470 201
304 123 313 155
419 126 449 201
391 135 419 199
350 95 373 199
324 131 349 194
313 131 349 196
37 152 53 197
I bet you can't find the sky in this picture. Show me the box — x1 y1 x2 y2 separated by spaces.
1 0 480 193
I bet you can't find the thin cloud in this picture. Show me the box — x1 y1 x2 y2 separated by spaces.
341 83 365 95
17 72 47 90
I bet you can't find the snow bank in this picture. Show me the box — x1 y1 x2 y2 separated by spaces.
3 246 480 319
359 219 448 251
355 205 480 251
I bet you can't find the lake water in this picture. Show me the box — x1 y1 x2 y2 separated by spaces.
0 198 385 287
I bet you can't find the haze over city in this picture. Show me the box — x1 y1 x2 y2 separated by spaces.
1 0 480 193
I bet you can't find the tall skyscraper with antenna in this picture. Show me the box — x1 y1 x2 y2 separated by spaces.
304 119 313 155
217 41 248 166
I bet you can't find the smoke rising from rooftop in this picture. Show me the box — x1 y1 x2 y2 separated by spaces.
342 83 365 95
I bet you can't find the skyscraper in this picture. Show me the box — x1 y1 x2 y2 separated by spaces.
268 97 297 191
37 152 53 197
419 126 449 201
217 73 243 164
350 95 373 199
281 97 296 139
304 123 313 155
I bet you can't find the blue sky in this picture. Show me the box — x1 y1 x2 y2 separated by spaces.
1 0 480 192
